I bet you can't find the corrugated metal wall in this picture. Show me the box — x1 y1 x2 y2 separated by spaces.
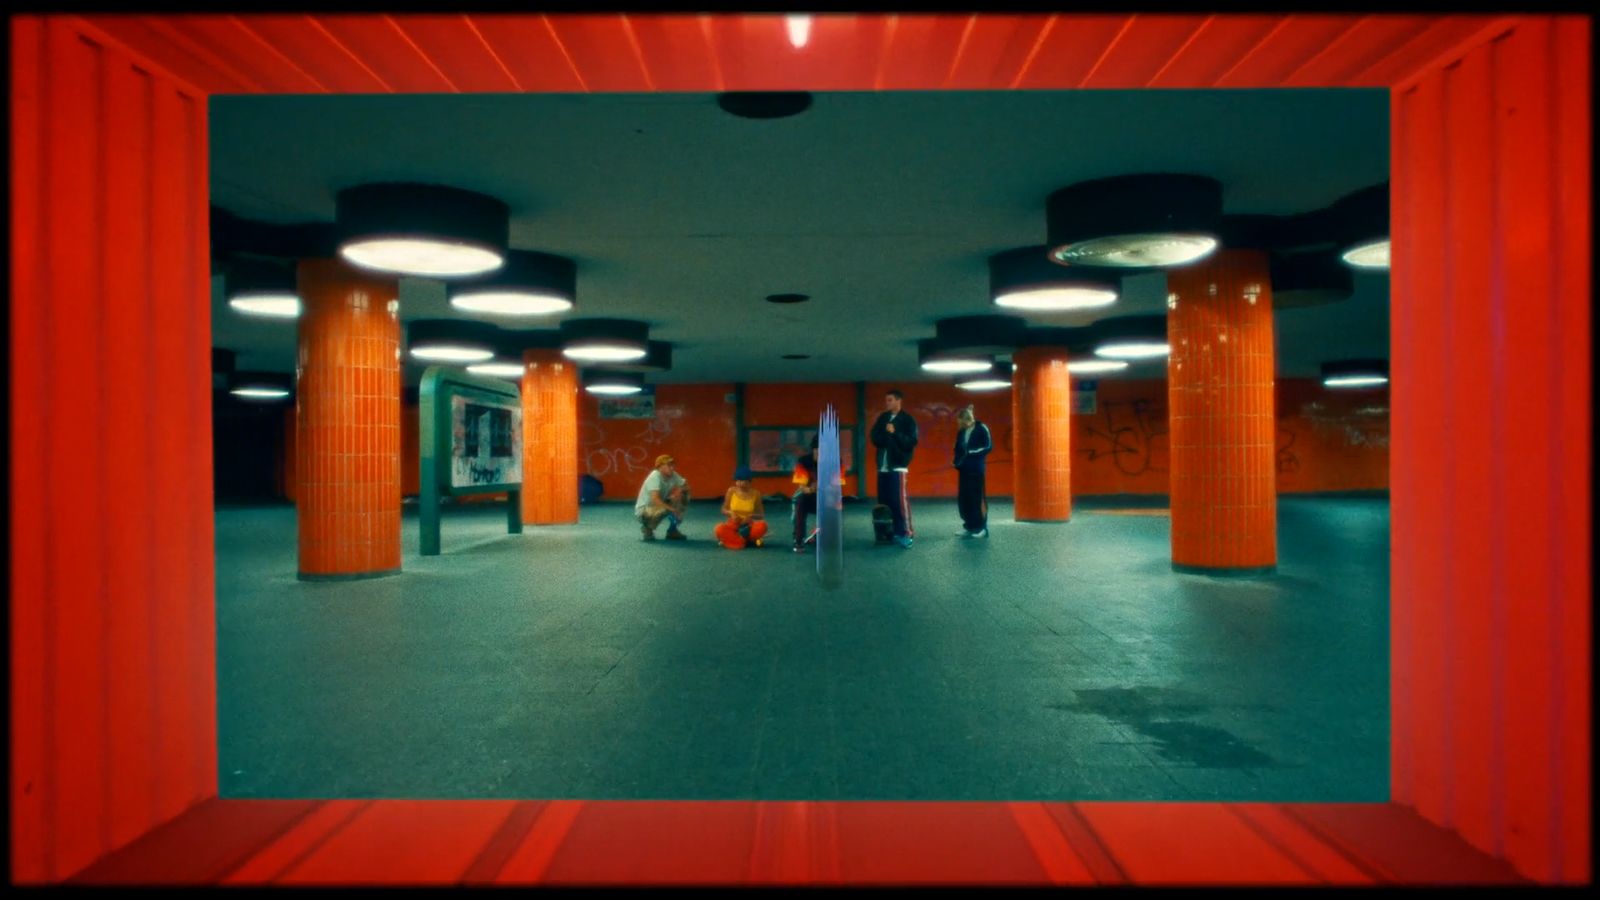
1388 16 1590 883
9 11 1589 885
9 16 218 883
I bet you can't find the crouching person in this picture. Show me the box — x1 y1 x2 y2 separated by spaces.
637 454 690 541
714 466 769 549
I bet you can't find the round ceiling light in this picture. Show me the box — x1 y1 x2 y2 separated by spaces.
407 319 500 364
1067 358 1130 375
560 318 649 363
956 363 1014 392
583 370 645 396
989 246 1119 312
1341 239 1390 269
1090 314 1169 360
466 360 526 379
716 92 813 120
335 182 509 277
449 249 576 317
1046 174 1223 269
228 370 292 401
1330 183 1389 271
225 258 301 318
919 338 993 373
1322 359 1389 388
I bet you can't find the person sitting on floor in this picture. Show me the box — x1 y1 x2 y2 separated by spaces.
715 466 769 550
636 454 690 541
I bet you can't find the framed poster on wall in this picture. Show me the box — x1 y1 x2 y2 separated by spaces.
746 426 854 475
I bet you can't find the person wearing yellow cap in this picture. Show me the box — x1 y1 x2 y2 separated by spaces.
635 454 690 541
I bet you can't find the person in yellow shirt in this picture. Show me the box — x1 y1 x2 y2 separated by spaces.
715 466 769 549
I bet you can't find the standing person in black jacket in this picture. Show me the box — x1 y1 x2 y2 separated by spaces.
870 388 919 548
952 405 993 538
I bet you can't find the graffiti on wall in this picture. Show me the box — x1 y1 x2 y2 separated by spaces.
580 404 686 478
1079 398 1169 476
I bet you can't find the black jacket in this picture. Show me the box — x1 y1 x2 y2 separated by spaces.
870 410 919 470
953 421 993 472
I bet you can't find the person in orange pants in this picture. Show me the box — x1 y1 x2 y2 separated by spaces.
715 466 769 549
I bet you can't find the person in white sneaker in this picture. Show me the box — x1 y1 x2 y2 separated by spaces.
636 454 690 541
952 405 992 538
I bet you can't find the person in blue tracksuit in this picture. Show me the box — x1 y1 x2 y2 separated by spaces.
869 388 919 548
952 405 992 538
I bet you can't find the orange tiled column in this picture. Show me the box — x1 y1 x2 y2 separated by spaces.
1011 345 1073 522
294 258 402 580
1167 248 1277 573
520 349 580 524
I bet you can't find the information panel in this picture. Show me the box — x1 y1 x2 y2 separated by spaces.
451 395 522 489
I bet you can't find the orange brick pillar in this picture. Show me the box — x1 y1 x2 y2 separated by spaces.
294 258 402 580
1167 248 1277 574
1011 345 1073 522
520 349 580 524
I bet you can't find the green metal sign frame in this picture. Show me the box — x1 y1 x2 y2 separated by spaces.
418 365 522 556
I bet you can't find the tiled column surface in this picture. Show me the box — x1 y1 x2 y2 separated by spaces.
1011 346 1073 522
1166 248 1277 572
520 349 580 525
294 258 401 579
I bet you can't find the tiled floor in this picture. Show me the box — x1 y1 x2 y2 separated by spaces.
215 496 1389 802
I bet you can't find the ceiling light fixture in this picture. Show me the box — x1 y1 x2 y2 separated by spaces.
956 363 1013 392
560 318 650 363
1067 358 1130 375
1326 183 1389 271
1269 249 1355 308
1341 239 1390 269
335 182 509 277
583 370 645 396
225 258 301 318
1090 314 1169 360
920 315 1028 374
466 361 526 379
786 14 812 48
716 92 813 120
1047 174 1223 269
407 319 500 364
228 370 293 401
1321 359 1389 389
989 246 1119 312
449 249 576 317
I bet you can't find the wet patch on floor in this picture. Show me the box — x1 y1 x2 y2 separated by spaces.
1050 686 1277 769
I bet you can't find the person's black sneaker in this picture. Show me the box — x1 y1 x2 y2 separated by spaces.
793 543 805 553
665 527 686 540
641 524 657 541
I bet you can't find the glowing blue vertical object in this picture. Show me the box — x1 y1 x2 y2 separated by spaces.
816 404 844 589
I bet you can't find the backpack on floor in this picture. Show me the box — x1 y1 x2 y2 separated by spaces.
871 504 895 544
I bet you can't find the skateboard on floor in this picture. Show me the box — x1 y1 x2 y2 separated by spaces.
871 504 895 544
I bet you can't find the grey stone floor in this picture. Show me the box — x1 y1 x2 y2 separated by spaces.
215 496 1389 802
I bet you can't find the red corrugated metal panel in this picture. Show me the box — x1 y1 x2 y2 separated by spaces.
9 17 217 882
233 15 391 93
155 16 325 93
1078 15 1215 88
1549 19 1591 883
387 15 522 93
9 14 48 885
543 14 653 93
1391 15 1591 883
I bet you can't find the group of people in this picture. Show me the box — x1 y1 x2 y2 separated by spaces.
633 389 995 551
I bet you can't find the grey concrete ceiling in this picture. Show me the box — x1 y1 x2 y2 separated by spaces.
208 88 1389 385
